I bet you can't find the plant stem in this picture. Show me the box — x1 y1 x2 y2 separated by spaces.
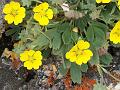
99 64 120 82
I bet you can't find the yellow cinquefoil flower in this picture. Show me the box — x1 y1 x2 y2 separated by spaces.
3 1 25 25
33 2 53 26
20 50 43 70
117 0 120 10
96 0 111 3
110 21 120 44
66 40 93 65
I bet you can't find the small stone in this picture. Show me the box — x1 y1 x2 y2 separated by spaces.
44 70 51 76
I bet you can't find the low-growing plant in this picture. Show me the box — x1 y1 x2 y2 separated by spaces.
3 0 120 84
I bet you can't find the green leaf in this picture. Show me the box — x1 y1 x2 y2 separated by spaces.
49 0 64 4
71 31 79 43
86 26 94 42
29 33 49 49
21 0 39 7
93 83 107 90
21 0 32 7
80 64 88 72
87 24 106 48
89 48 100 65
91 21 108 33
93 27 105 40
5 29 16 36
59 64 68 76
52 32 61 50
57 23 70 33
100 53 113 65
62 29 72 44
75 16 88 31
70 63 82 84
52 43 73 56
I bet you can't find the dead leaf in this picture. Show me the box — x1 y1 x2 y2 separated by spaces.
61 3 69 12
65 10 84 19
2 48 12 58
47 71 56 86
98 47 107 56
2 48 21 70
10 52 21 70
63 71 71 90
74 77 96 90
52 64 57 73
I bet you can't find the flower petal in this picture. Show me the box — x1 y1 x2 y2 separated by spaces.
14 15 23 25
102 0 111 3
46 9 53 19
20 51 29 61
77 40 90 50
32 60 42 70
24 61 33 70
4 14 14 24
40 2 49 11
38 16 49 26
96 0 101 3
10 1 20 10
18 7 26 18
33 13 41 21
33 5 41 12
28 50 35 56
33 51 42 60
3 4 12 14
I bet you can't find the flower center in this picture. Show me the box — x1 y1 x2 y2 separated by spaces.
29 56 35 63
11 9 18 17
76 50 84 56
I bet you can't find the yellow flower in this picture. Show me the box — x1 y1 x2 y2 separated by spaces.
110 21 120 44
117 0 120 10
96 0 111 3
33 2 53 26
65 40 93 65
20 50 43 70
3 1 25 25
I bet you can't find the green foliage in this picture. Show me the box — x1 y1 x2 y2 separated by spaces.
93 83 107 90
59 60 70 76
70 63 82 83
80 64 88 72
100 53 113 65
21 0 40 7
89 48 100 65
5 0 120 84
86 22 107 48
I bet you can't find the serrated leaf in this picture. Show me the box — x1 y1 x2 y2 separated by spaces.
71 31 79 42
91 21 108 33
87 24 106 48
80 64 88 72
86 26 94 42
75 16 88 31
62 28 72 44
45 29 62 50
52 32 61 50
100 53 113 65
70 63 82 84
5 29 16 36
21 0 32 7
89 48 100 65
59 64 68 76
29 33 49 49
